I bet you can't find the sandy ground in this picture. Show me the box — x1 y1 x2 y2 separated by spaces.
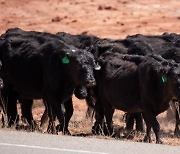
0 0 180 145
1 0 180 38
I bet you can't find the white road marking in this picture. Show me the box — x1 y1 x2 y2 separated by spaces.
0 142 108 154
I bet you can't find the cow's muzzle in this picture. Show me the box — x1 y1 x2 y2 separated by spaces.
86 79 96 87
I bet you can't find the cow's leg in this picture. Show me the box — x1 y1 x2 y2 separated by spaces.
62 98 73 135
103 101 116 137
56 98 73 135
46 106 57 134
6 91 19 127
143 111 162 144
20 98 37 130
125 112 144 138
126 113 144 132
135 112 144 132
124 113 135 138
104 108 115 137
85 88 95 119
142 113 152 143
125 113 135 132
174 101 180 138
0 92 8 127
91 97 105 135
43 98 57 134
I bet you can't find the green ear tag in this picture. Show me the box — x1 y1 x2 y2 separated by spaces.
162 75 167 83
62 56 70 64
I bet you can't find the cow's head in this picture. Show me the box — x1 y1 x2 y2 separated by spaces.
159 59 180 99
60 47 100 87
147 54 180 99
166 63 180 99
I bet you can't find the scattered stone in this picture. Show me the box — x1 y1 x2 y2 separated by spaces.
98 5 103 10
117 22 125 26
141 21 148 25
72 19 77 23
1 1 5 5
81 31 88 35
98 5 117 11
51 16 62 22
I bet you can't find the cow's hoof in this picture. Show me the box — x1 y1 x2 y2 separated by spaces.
47 125 57 134
123 130 135 139
92 128 98 135
16 124 38 132
156 139 163 144
56 124 71 135
92 124 101 135
112 132 120 139
174 129 180 138
63 130 71 135
143 135 152 143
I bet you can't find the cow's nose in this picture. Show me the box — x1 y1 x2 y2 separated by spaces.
86 79 96 87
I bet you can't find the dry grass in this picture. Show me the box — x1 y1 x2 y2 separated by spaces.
0 96 179 146
68 108 180 146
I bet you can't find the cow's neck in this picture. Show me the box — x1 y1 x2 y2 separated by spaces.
154 80 172 114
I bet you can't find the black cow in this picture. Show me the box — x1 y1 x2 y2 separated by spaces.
55 32 180 138
91 51 180 143
0 28 98 134
0 29 102 133
56 32 100 55
38 32 102 132
125 33 180 137
56 32 130 59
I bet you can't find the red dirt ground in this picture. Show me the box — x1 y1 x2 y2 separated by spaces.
0 0 180 145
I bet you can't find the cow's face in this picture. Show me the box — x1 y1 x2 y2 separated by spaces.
62 49 100 87
167 64 180 99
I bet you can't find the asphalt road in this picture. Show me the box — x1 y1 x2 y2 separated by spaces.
0 130 179 154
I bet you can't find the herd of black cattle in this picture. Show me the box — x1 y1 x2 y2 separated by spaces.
0 28 179 144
